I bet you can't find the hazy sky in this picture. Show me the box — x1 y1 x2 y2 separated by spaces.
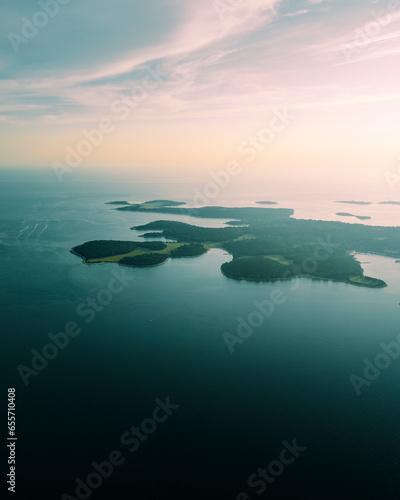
1 0 400 192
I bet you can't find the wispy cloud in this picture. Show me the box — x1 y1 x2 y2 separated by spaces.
282 9 309 18
0 0 286 123
1 0 399 128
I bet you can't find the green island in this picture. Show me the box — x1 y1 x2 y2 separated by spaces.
336 212 371 221
69 199 400 288
107 199 187 210
380 201 400 205
256 201 278 205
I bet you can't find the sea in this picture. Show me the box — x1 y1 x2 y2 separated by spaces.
2 170 400 499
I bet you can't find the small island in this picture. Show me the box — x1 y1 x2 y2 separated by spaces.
380 201 400 205
71 238 208 267
335 201 372 205
70 200 398 288
336 212 371 221
256 201 278 205
108 199 187 211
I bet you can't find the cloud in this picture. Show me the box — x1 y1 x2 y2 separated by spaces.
79 0 282 84
282 9 309 17
0 0 286 122
1 0 399 129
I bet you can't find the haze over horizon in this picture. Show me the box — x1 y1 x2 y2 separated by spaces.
1 0 400 195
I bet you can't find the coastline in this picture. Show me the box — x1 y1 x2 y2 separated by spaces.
221 267 387 288
118 258 169 268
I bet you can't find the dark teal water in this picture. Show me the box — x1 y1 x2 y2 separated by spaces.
2 176 400 499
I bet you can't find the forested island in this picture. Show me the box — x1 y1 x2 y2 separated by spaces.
105 201 130 205
70 199 400 288
336 201 372 205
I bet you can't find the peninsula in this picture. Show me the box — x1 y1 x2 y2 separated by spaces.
336 212 371 221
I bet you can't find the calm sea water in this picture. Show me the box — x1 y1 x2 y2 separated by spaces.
2 174 400 499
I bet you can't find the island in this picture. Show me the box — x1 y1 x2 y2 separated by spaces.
71 240 168 262
336 212 371 221
256 201 278 205
70 199 398 288
380 201 400 205
335 201 372 205
107 199 187 211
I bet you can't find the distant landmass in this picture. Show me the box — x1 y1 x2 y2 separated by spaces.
116 202 293 220
69 200 400 288
336 212 371 221
256 201 278 205
335 201 372 205
141 200 186 207
336 200 400 206
106 199 186 209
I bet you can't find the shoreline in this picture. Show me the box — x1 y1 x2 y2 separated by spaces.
221 268 387 288
118 258 169 268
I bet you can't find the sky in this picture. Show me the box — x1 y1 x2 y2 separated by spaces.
1 0 400 194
